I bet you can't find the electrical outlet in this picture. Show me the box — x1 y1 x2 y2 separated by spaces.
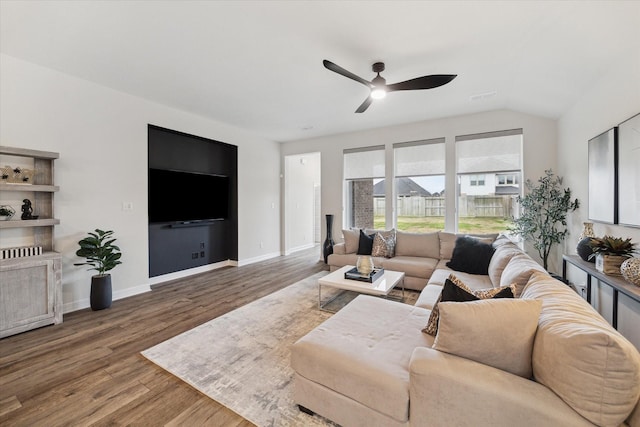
200 242 205 249
122 202 134 211
260 241 264 248
200 251 205 257
192 252 198 259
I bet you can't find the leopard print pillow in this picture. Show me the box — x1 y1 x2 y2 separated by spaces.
423 274 516 336
371 229 396 258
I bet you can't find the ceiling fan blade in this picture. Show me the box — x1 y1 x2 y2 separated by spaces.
355 96 373 113
387 74 457 92
323 60 373 88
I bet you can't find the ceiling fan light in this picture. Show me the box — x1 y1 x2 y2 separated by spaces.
371 88 387 99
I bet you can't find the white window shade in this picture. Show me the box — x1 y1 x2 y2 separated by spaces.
456 134 522 174
394 139 445 177
344 146 385 180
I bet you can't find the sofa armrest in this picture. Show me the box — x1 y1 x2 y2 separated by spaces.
409 347 593 427
332 242 346 255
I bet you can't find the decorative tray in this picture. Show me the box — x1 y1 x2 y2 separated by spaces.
344 267 384 283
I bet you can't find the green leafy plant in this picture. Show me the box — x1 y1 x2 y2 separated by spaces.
74 229 123 275
509 169 579 270
588 236 637 259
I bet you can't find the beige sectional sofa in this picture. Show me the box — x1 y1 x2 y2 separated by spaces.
328 229 513 291
293 232 640 427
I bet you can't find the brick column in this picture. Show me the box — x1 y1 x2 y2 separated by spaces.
351 179 374 229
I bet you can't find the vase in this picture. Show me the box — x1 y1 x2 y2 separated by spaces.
0 204 15 221
595 254 628 276
578 222 595 241
621 258 640 286
576 237 595 263
90 274 112 310
322 214 335 264
356 255 374 276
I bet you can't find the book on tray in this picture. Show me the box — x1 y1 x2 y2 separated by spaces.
344 267 384 283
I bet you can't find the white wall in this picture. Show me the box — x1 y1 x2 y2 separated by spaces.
0 54 281 312
281 109 558 266
558 48 640 349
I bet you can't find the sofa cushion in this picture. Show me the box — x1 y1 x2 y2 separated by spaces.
439 232 498 260
499 253 546 297
492 234 518 249
433 298 542 378
488 245 522 287
439 232 458 260
291 295 433 423
395 231 440 259
522 272 640 427
382 256 438 280
423 274 515 336
357 229 375 255
426 268 493 291
371 229 396 258
414 284 444 310
446 236 495 275
342 229 360 253
328 254 386 270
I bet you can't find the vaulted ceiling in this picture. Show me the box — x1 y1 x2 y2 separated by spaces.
1 1 639 142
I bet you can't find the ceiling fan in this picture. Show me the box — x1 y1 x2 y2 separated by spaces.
323 60 457 113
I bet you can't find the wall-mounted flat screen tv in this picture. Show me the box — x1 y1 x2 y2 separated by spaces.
149 168 229 223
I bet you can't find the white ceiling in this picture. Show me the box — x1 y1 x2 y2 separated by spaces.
1 1 639 142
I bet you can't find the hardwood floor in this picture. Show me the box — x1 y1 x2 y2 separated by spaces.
0 246 327 426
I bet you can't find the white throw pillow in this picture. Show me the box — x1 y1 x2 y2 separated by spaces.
342 229 359 254
433 298 542 378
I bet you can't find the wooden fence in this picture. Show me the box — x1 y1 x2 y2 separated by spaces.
375 195 516 218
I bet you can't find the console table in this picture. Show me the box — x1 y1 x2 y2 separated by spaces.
562 254 640 329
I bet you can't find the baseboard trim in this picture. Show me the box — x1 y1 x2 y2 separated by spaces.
236 251 281 267
284 243 316 256
148 260 234 286
63 283 152 314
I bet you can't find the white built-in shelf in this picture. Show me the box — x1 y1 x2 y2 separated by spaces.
0 183 60 192
0 218 61 229
0 145 62 338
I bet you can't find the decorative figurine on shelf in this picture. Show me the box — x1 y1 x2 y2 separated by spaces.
21 199 34 220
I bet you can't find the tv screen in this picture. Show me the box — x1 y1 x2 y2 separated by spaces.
148 168 229 223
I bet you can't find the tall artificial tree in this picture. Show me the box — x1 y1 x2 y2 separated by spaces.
510 169 579 270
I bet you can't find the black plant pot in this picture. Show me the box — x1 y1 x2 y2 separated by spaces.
323 214 335 264
91 274 112 311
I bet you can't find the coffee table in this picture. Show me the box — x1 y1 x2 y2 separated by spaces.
318 265 405 312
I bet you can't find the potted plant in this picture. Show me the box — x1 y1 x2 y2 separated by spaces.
587 235 637 276
74 229 123 310
509 169 579 271
0 205 15 220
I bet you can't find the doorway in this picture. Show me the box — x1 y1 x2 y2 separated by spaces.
284 152 321 255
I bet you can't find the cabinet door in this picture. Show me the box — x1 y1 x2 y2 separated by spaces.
0 259 56 337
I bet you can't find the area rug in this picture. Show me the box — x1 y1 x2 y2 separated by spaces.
141 271 416 426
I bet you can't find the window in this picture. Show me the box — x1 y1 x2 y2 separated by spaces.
456 130 523 234
393 139 446 232
497 173 519 186
343 146 385 229
470 174 486 186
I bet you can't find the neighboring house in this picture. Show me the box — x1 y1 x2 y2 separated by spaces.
373 177 431 198
459 172 521 196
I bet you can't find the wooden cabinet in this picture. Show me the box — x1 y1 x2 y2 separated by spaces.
0 146 62 338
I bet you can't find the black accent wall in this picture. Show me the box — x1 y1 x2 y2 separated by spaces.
148 124 238 277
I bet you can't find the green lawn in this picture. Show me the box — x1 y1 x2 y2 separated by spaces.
374 216 513 234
